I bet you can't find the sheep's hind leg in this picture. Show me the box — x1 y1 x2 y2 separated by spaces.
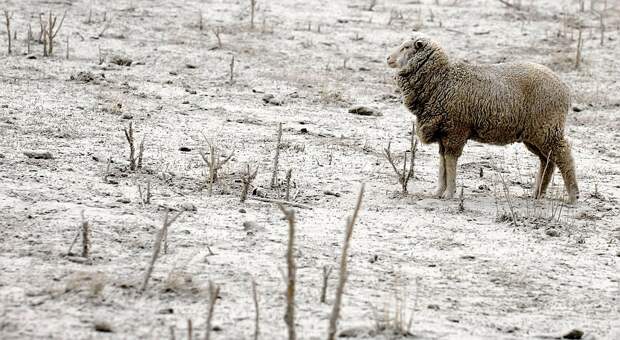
434 142 447 198
524 142 556 199
551 138 579 203
442 154 459 199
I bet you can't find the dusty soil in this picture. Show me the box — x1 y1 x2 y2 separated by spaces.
1 0 619 339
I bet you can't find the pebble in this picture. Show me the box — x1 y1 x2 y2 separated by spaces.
180 202 197 212
94 320 113 333
348 105 382 117
562 329 584 339
23 151 54 159
262 94 283 106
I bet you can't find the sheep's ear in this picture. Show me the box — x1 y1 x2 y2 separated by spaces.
414 40 424 49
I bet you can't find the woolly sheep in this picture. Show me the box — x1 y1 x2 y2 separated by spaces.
387 35 579 203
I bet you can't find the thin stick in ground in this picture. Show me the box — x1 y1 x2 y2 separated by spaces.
327 184 365 340
140 210 183 292
81 211 91 258
199 143 234 196
284 169 292 201
271 123 283 188
43 11 67 56
279 205 297 340
229 55 235 83
3 11 11 55
205 281 220 340
320 265 333 303
252 279 260 340
123 122 145 171
383 122 418 194
241 164 259 202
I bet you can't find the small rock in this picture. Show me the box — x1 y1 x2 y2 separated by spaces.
185 64 198 69
157 308 174 314
562 329 584 339
348 105 382 117
243 221 257 231
23 151 54 159
300 128 309 134
180 202 197 212
182 100 190 104
323 190 341 197
262 94 283 106
26 54 37 59
1 104 8 108
179 147 192 152
121 113 133 120
94 320 113 333
239 208 247 213
337 326 372 338
546 228 560 237
0 153 5 158
572 106 583 113
252 87 265 93
110 55 132 66
427 304 440 310
117 198 131 204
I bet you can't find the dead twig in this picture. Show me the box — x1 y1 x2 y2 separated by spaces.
241 164 259 202
327 184 365 340
249 197 312 210
205 281 220 340
3 11 11 55
320 265 332 303
199 143 234 196
141 210 183 292
270 123 283 188
124 122 145 171
252 279 260 340
383 122 418 194
279 205 297 340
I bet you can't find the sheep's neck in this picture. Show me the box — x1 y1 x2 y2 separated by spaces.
397 61 449 120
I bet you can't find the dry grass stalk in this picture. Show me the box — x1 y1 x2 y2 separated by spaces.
458 186 465 212
327 185 365 340
87 6 93 25
367 0 377 11
141 210 183 292
138 181 152 205
213 27 222 48
383 122 418 194
65 36 69 59
284 169 292 201
320 265 333 303
199 143 234 196
81 211 91 258
187 319 193 340
43 11 67 56
252 279 260 340
250 0 257 29
198 11 204 31
575 27 583 69
279 205 297 340
270 123 283 188
3 11 11 55
27 24 32 54
240 164 259 203
229 55 235 83
497 172 518 225
205 281 220 340
250 196 312 210
124 122 145 171
169 326 176 340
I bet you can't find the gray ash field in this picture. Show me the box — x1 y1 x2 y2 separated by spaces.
0 0 618 339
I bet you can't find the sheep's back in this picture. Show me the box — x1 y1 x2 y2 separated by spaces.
445 62 570 144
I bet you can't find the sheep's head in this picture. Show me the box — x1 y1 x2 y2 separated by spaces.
387 35 440 72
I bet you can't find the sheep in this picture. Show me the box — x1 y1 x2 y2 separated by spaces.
387 35 579 203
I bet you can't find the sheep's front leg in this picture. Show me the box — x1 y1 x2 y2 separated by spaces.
434 142 447 197
441 134 467 199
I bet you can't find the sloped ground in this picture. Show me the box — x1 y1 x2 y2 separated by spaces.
0 0 618 339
